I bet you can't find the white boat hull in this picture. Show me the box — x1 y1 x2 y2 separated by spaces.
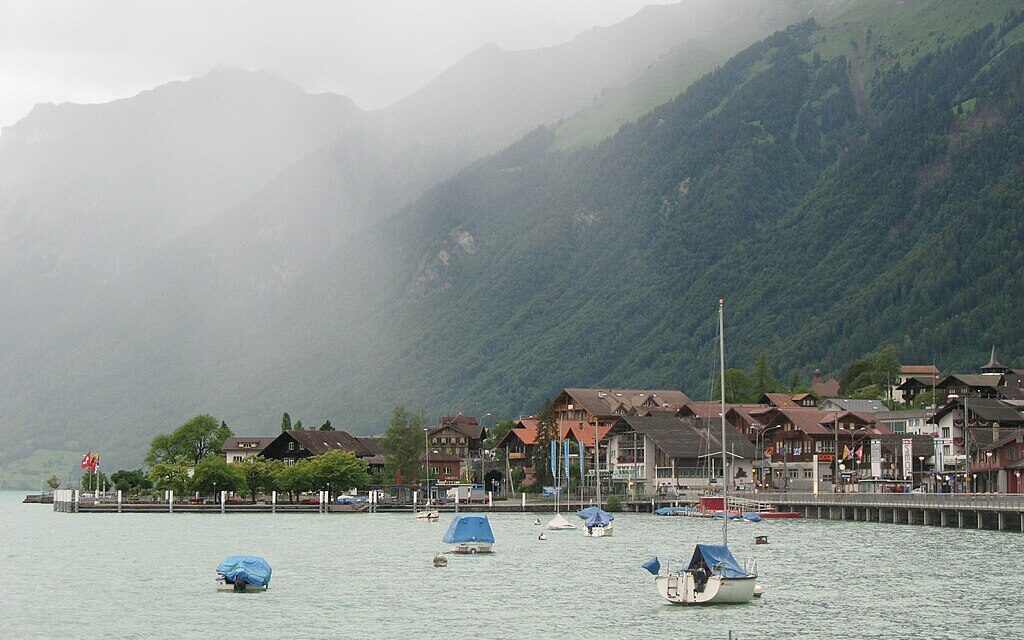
416 510 439 521
216 578 267 592
583 525 613 537
450 542 493 554
655 573 756 605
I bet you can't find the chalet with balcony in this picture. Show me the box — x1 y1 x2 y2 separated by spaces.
606 414 755 496
892 365 940 403
493 417 612 488
758 392 818 409
554 388 691 427
676 401 768 441
975 428 1024 493
428 414 486 459
927 397 1024 472
261 429 378 466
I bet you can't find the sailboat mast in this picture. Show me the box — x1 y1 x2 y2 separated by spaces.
719 298 728 545
594 423 602 507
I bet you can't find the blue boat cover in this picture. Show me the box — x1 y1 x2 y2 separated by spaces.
742 512 762 522
577 506 615 521
642 556 661 575
713 510 742 520
584 509 612 527
217 556 272 587
687 544 749 579
654 506 690 515
443 515 495 544
335 495 356 504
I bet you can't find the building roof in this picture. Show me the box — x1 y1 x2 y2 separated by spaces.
759 393 802 409
937 373 1003 389
421 452 463 463
978 428 1024 452
355 436 383 456
432 415 484 440
820 398 889 413
752 407 891 436
875 409 931 421
560 388 691 418
810 369 841 397
981 346 1008 373
612 415 756 460
900 365 940 376
896 376 939 391
220 436 275 452
928 398 1024 425
284 429 372 456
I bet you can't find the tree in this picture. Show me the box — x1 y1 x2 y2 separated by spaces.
752 350 777 396
309 450 370 500
380 405 427 485
147 461 190 493
532 399 557 487
189 456 247 496
238 456 282 502
482 419 515 450
46 475 61 489
319 420 335 431
110 469 152 496
294 420 304 431
281 412 292 432
510 467 525 491
81 470 108 492
274 459 314 502
712 368 758 403
146 414 232 466
789 372 800 392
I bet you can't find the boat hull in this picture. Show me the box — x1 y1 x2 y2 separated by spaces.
450 542 493 554
583 525 613 537
655 574 756 605
216 578 267 592
416 510 439 521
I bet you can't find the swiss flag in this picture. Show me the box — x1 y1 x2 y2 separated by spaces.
81 451 92 469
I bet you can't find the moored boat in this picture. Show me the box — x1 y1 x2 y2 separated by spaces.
443 514 495 553
582 508 614 537
216 555 271 591
547 513 577 530
650 544 757 605
416 509 439 521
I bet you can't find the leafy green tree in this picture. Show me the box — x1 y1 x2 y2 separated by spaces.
712 368 758 403
309 450 370 500
281 412 292 432
789 372 800 392
238 456 282 502
380 405 427 484
274 459 314 502
110 469 152 496
319 420 335 431
532 399 557 487
604 495 623 512
147 461 190 493
189 456 247 496
510 466 525 491
482 419 515 450
46 475 61 489
146 414 232 466
294 420 304 431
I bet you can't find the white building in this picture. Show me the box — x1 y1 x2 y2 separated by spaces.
220 436 275 463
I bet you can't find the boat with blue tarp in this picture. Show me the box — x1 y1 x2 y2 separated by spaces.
649 544 757 604
582 508 614 537
216 556 271 591
577 505 615 520
443 514 495 553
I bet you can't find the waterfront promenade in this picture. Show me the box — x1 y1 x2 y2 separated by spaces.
747 492 1024 532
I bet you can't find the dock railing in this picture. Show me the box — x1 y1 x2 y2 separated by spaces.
741 492 1024 511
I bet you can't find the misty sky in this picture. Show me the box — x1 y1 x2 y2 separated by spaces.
0 0 673 128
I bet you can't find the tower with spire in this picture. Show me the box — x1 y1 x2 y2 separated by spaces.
980 345 1009 374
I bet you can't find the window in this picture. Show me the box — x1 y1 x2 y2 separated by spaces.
444 466 452 474
288 442 295 451
284 459 294 466
890 421 907 434
459 437 466 444
232 455 244 463
788 469 798 478
943 445 951 456
803 469 813 478
942 427 950 438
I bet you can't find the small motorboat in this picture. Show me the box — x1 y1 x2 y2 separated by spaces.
443 514 495 554
646 544 757 605
754 583 765 598
216 555 271 592
433 553 448 567
534 518 542 525
582 508 614 537
547 513 576 530
416 509 439 521
742 512 763 523
755 535 769 545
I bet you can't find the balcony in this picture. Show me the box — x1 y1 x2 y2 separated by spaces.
508 452 526 460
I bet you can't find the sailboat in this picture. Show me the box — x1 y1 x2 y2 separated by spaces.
416 432 439 521
581 428 613 537
548 438 576 530
645 299 760 605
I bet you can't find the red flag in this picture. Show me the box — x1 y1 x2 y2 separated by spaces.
854 445 864 461
90 453 99 471
81 450 92 469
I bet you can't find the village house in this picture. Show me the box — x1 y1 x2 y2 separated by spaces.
428 414 486 459
749 406 893 492
892 364 940 404
758 392 818 409
553 388 691 427
606 414 755 497
220 436 275 463
261 429 379 467
875 409 934 437
927 397 1024 479
819 398 889 413
809 369 840 397
974 428 1024 493
493 416 612 489
677 401 768 442
934 347 1024 401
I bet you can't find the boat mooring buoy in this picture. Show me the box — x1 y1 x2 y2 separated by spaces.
534 518 541 525
538 533 547 541
433 553 448 567
755 535 768 545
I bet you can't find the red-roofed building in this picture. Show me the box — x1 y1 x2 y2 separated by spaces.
494 417 613 489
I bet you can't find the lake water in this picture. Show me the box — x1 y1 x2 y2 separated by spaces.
2 491 1022 639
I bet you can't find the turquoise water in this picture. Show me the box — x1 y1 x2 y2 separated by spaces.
2 491 1022 639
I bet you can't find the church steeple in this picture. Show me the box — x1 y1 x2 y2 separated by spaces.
981 345 1008 374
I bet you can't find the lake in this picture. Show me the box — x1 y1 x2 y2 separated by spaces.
2 491 1021 639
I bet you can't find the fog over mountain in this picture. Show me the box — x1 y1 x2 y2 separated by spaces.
17 0 1014 488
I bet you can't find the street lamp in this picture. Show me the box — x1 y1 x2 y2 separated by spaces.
985 451 993 493
1015 470 1021 494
